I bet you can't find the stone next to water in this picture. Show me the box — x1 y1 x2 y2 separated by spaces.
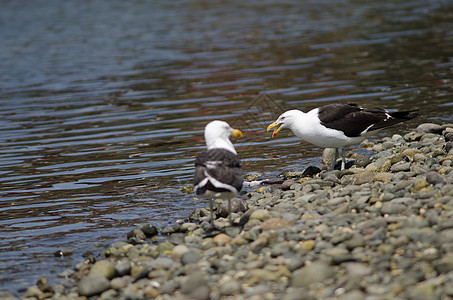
13 123 453 300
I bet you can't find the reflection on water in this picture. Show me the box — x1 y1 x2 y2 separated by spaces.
1 0 452 295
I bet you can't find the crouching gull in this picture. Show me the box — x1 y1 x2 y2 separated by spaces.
267 102 418 170
194 120 243 224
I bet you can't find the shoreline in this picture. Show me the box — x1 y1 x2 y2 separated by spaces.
11 123 453 300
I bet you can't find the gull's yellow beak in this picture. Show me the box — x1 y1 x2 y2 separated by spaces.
267 122 282 137
231 128 243 137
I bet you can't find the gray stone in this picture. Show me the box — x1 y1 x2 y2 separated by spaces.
168 232 185 245
149 257 174 269
291 262 335 287
110 277 129 290
244 284 271 297
181 271 209 299
426 172 445 185
78 274 110 297
354 154 371 168
160 281 178 294
90 260 116 279
181 250 201 265
439 228 453 243
390 162 411 172
217 198 248 217
138 224 158 237
381 203 408 215
416 123 444 134
127 228 146 240
220 279 242 295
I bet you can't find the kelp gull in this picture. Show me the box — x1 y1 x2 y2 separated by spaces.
267 103 418 170
194 120 243 223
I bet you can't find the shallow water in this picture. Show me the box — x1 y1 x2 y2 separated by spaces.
0 0 452 295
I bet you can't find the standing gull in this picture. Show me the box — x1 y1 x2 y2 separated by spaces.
194 120 243 224
267 103 417 170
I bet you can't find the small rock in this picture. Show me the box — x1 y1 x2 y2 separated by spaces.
24 286 44 299
115 260 131 276
181 251 201 265
354 154 371 168
300 240 316 250
413 153 426 162
110 277 129 290
171 244 190 260
245 172 262 181
381 203 408 215
220 279 242 295
90 260 116 279
281 179 296 190
138 224 158 237
353 171 375 184
374 172 393 183
261 218 292 231
53 249 74 257
402 148 422 157
168 232 185 245
390 161 411 172
37 277 54 293
181 271 209 299
346 234 366 250
217 198 248 217
413 178 429 191
213 233 232 246
78 274 110 297
160 281 178 294
291 262 335 287
417 123 444 134
426 172 445 185
127 228 146 241
249 209 270 221
445 132 453 142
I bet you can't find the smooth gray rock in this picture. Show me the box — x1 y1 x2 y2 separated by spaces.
291 262 335 287
78 274 110 297
181 250 201 265
416 123 444 134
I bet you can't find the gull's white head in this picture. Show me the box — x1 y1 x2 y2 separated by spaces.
266 110 303 137
204 120 243 153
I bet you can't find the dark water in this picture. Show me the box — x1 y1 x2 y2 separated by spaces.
1 0 452 295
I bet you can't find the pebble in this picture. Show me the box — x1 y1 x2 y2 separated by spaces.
416 123 444 134
291 262 335 287
23 123 453 300
90 260 116 279
78 274 110 297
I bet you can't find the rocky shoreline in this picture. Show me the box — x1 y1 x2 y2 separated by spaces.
9 123 453 300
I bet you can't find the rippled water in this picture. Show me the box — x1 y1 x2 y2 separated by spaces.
1 0 452 295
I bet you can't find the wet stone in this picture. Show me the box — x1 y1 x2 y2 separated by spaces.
78 274 110 297
181 250 202 265
137 224 158 238
127 228 146 241
90 260 115 279
291 262 335 287
417 123 444 134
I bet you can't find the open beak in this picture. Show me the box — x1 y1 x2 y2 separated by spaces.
231 128 243 137
267 122 283 137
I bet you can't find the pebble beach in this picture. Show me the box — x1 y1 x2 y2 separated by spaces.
10 122 453 300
